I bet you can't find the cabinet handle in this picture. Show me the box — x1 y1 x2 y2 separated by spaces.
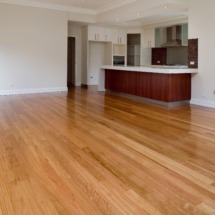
95 34 96 40
150 41 151 47
148 41 149 47
98 34 99 40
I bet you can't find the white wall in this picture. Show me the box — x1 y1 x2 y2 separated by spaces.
88 42 112 85
68 11 95 23
0 3 68 94
189 0 215 107
81 26 88 85
68 24 82 86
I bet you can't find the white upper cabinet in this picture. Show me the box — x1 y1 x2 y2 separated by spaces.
97 27 105 41
88 26 127 44
88 26 105 41
144 28 155 48
88 26 97 41
112 28 120 44
119 29 127 44
104 28 112 42
111 28 127 44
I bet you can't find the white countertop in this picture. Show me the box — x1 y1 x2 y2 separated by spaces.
101 65 198 74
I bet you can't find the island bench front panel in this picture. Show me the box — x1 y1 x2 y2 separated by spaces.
105 69 191 103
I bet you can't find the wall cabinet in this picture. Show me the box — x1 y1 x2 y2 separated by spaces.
144 28 155 48
112 28 127 44
155 28 160 47
182 23 188 46
104 28 112 42
88 26 105 41
88 26 127 44
154 27 167 47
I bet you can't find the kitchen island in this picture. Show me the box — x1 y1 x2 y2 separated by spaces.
99 65 198 106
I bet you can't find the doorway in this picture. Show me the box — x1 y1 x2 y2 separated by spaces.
67 37 76 87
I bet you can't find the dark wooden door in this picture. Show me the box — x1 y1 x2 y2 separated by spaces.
67 37 75 86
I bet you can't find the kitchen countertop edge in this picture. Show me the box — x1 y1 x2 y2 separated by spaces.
101 65 198 74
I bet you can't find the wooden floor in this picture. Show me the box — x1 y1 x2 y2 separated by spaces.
1 86 215 215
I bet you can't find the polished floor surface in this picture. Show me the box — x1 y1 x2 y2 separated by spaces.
0 86 215 215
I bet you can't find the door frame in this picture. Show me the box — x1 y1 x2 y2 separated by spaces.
68 35 78 86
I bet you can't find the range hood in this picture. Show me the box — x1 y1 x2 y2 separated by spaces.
161 25 182 47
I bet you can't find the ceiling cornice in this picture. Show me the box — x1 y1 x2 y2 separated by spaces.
0 0 95 14
0 0 137 15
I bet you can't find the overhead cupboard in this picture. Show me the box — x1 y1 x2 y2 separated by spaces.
144 28 155 48
144 28 167 48
144 23 188 48
88 26 103 41
111 28 127 44
88 26 127 44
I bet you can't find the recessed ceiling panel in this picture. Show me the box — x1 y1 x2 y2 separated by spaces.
129 12 187 24
33 0 124 9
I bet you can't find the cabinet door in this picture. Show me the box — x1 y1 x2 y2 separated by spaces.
144 29 150 48
105 28 112 42
88 26 97 41
97 27 105 41
112 28 120 44
155 28 160 47
182 24 188 46
119 29 127 44
160 27 167 46
150 28 155 48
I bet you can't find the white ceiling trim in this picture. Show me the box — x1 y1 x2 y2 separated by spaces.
0 0 96 14
0 0 138 15
96 0 137 14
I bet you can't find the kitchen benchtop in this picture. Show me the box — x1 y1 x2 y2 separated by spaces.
101 65 198 74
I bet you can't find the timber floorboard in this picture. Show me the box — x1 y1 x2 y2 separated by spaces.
0 85 215 215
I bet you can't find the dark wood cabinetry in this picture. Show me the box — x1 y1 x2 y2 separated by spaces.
105 69 191 103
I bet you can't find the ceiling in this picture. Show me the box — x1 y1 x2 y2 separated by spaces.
28 0 132 10
2 0 190 26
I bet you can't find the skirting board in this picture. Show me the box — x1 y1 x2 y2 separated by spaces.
190 99 215 108
0 87 68 96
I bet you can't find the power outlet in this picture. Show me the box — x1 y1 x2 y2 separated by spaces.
157 61 160 63
190 61 195 65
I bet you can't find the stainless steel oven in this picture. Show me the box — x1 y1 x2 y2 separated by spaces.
113 56 125 66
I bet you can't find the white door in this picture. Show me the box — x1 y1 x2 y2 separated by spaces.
88 26 97 41
112 28 120 44
119 29 127 44
105 28 112 42
97 27 105 41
